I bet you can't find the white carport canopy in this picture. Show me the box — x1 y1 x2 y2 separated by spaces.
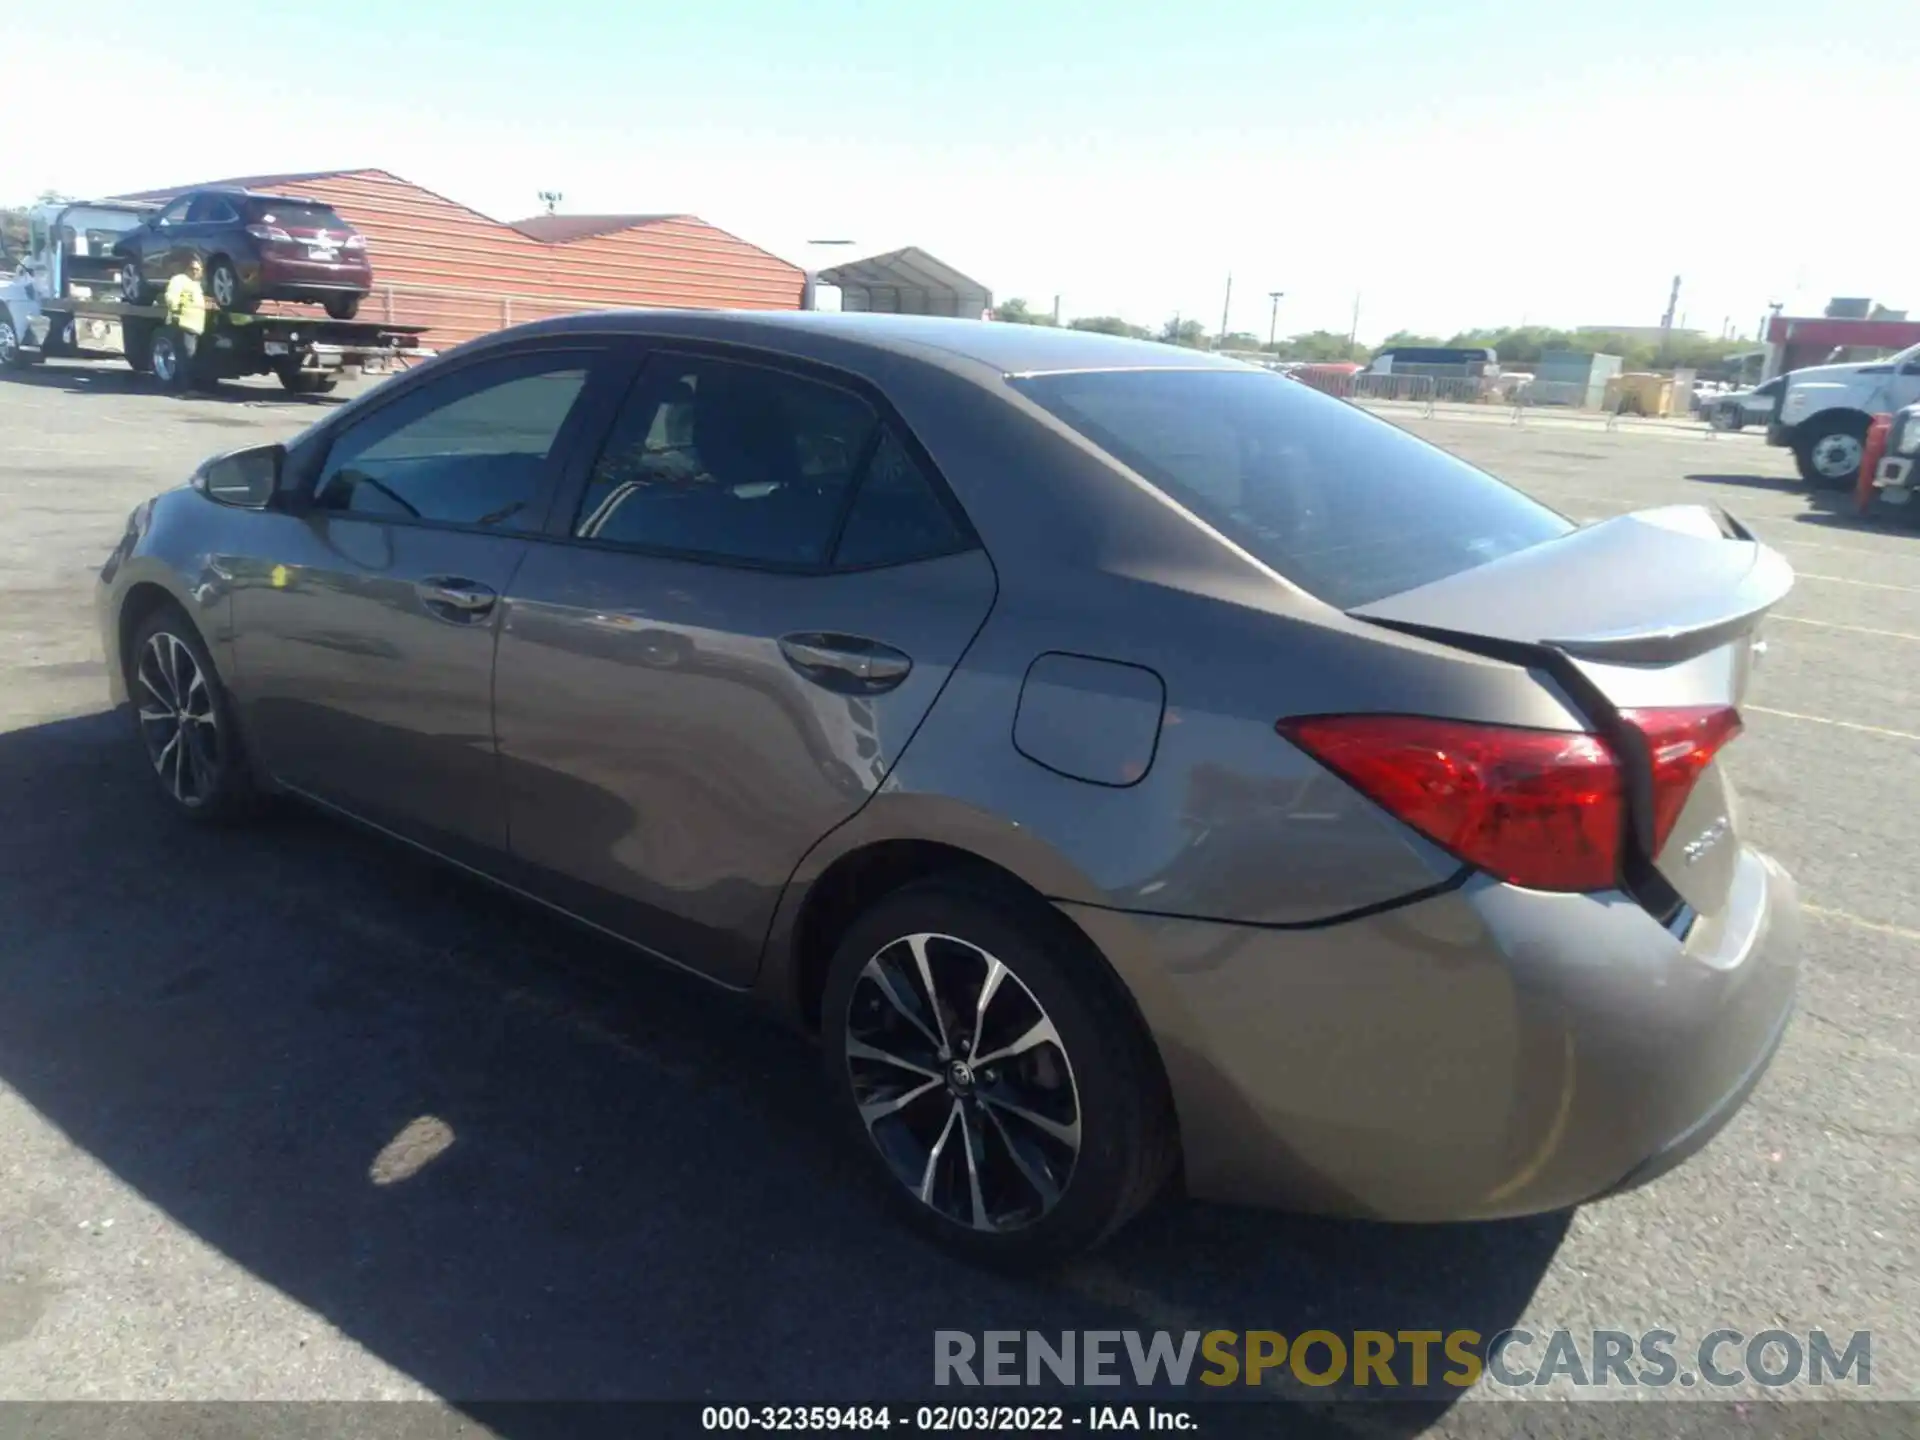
815 247 992 319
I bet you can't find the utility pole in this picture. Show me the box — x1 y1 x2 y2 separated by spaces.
1267 290 1285 348
1052 294 1061 325
1659 274 1681 359
1219 274 1233 349
1347 293 1361 356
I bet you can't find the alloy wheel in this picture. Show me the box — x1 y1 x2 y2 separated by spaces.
121 265 143 302
136 631 221 806
152 335 178 384
0 320 16 366
844 932 1081 1232
1813 433 1864 480
211 265 236 308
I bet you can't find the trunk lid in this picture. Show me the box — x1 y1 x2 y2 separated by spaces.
1350 504 1792 919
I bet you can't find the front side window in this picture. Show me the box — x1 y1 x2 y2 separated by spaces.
575 355 880 567
157 197 193 226
1014 368 1572 610
313 352 593 530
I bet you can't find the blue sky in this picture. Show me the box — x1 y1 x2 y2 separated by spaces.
11 0 1915 341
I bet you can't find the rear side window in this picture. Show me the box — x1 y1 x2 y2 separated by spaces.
186 194 240 224
576 355 874 567
1012 369 1572 609
831 431 968 569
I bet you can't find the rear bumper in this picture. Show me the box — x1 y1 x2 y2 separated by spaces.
1873 453 1914 503
253 254 372 295
1062 844 1800 1220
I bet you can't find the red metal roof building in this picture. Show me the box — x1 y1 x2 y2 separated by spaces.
118 169 805 349
1766 314 1920 377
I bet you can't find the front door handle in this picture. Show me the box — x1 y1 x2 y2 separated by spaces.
418 576 498 623
779 632 913 694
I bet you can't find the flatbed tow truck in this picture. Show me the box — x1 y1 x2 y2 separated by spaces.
1 198 433 392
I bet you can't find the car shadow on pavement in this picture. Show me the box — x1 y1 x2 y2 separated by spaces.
2 364 348 408
1681 472 1807 496
1790 493 1920 535
0 710 1568 1434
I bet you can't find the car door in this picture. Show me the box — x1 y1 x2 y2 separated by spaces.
1894 348 1920 410
141 195 195 285
226 341 632 858
493 347 998 984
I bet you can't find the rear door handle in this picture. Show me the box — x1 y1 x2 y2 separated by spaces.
779 633 912 694
417 576 498 623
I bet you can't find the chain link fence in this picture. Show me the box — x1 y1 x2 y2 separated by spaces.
367 281 639 356
1284 365 1746 436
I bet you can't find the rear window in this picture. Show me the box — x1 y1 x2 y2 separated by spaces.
245 198 350 231
1011 368 1573 609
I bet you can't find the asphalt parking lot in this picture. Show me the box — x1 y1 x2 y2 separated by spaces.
1 362 1917 1433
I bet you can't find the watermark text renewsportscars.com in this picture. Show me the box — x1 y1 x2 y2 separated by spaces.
934 1329 1872 1391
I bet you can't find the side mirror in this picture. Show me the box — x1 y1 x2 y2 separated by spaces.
196 443 285 509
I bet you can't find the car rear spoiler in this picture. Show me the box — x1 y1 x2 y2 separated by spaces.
1349 505 1794 666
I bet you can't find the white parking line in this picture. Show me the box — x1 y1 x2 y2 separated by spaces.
1803 903 1920 946
1761 534 1920 562
1745 705 1920 743
1795 572 1920 593
1773 615 1920 643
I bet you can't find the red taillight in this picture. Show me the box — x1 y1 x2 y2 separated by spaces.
1620 705 1743 853
1277 714 1625 892
246 224 292 243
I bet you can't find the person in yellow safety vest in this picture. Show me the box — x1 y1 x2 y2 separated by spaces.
162 255 213 376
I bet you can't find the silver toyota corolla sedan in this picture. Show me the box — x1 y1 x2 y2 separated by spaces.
98 312 1800 1269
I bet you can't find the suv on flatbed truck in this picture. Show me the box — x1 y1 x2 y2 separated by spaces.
2 199 431 391
1769 342 1920 488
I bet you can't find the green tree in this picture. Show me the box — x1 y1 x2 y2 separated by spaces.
1218 330 1265 352
1069 315 1152 339
4 191 74 266
1378 330 1446 351
993 297 1057 326
1274 329 1368 363
1159 317 1209 349
0 208 26 265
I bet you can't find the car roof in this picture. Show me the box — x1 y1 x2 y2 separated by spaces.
517 309 1251 379
195 186 336 207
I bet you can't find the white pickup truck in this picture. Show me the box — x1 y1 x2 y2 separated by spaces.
1769 342 1920 487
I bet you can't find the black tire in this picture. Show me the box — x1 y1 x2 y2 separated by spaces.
0 308 37 370
148 329 191 390
1794 412 1871 489
206 256 258 314
323 293 362 321
276 366 338 395
820 875 1177 1271
125 603 261 823
119 261 149 306
123 322 155 374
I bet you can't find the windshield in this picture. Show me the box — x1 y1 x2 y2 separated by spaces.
245 199 351 231
1012 368 1574 610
